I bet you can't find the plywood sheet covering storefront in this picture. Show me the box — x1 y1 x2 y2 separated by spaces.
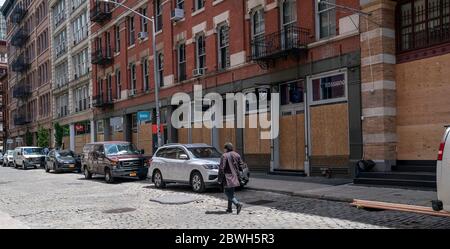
97 134 104 142
244 115 270 154
219 120 236 149
396 53 450 160
62 136 70 150
279 113 305 170
178 128 189 144
133 124 153 155
310 103 349 165
112 131 124 141
75 134 90 154
192 122 211 144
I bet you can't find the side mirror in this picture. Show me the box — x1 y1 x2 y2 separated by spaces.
179 154 188 160
97 151 105 158
140 149 145 155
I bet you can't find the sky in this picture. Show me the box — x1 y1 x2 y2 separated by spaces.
0 0 4 7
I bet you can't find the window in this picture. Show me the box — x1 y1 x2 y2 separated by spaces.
195 34 206 70
74 86 89 112
217 24 230 70
97 120 104 133
140 7 148 33
115 68 122 99
128 16 135 46
72 12 88 44
280 81 304 106
71 0 83 10
54 30 67 58
107 74 113 102
194 0 205 11
157 52 164 87
97 78 103 96
55 62 68 87
317 0 336 39
52 0 65 28
142 58 149 91
177 43 186 81
176 0 185 9
251 8 265 56
56 94 69 117
155 0 163 31
73 49 89 77
130 63 137 94
310 72 347 105
281 0 297 29
114 25 121 53
398 0 450 52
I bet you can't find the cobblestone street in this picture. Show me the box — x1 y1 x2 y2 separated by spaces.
1 167 450 229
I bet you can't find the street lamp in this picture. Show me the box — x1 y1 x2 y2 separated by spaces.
98 0 162 148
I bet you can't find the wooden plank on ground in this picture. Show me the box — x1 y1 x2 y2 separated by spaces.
351 199 450 217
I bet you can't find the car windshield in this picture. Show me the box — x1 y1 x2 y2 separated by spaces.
56 151 74 158
23 148 43 155
7 151 13 156
188 147 222 159
105 144 140 156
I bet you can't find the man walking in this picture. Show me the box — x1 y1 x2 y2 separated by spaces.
218 143 243 215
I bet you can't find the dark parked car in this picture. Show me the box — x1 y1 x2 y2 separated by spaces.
81 141 150 183
45 150 81 173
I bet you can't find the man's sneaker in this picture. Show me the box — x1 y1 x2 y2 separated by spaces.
236 203 243 215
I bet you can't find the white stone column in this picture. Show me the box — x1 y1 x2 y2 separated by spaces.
90 120 96 143
69 124 75 151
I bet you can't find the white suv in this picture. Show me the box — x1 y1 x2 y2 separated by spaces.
435 126 450 211
149 144 249 193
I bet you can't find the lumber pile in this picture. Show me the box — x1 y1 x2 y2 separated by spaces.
351 199 450 217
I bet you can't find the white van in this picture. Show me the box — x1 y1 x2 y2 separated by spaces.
434 126 450 211
13 147 45 170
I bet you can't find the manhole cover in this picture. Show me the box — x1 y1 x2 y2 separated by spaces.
150 194 201 205
66 183 83 186
247 200 276 206
103 208 136 214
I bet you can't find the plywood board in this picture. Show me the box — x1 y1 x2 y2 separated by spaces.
97 134 104 142
396 54 450 160
178 128 189 144
244 115 259 154
219 120 236 150
310 103 349 156
296 114 306 170
279 115 296 170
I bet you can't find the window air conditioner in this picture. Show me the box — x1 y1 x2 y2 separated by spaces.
192 68 206 77
171 8 184 22
137 32 148 41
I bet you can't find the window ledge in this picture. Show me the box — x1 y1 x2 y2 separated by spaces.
155 30 163 36
212 0 225 6
128 44 136 50
192 8 205 17
308 30 359 49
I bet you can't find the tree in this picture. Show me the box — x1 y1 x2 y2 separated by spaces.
37 127 50 148
54 122 64 148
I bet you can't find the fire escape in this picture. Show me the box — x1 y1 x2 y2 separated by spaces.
10 4 31 126
91 1 114 110
250 26 311 69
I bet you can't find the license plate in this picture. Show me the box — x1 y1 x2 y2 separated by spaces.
69 164 75 168
130 172 137 177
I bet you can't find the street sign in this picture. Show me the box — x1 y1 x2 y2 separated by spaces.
138 111 151 123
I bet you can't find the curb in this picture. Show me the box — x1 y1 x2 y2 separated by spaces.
246 186 354 203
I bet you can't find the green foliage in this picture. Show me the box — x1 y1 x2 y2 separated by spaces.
54 122 64 148
37 127 50 148
25 130 33 146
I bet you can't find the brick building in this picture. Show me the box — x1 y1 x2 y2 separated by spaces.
1 0 52 148
89 0 362 176
0 39 7 151
50 0 93 152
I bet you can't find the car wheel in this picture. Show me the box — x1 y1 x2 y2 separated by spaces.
84 166 92 179
190 171 205 193
153 170 165 188
105 169 114 184
45 163 50 173
22 163 26 170
53 162 58 173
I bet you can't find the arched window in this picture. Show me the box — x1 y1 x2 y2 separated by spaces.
251 8 265 57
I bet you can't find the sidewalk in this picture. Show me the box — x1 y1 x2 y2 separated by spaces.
0 210 29 229
247 173 437 207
